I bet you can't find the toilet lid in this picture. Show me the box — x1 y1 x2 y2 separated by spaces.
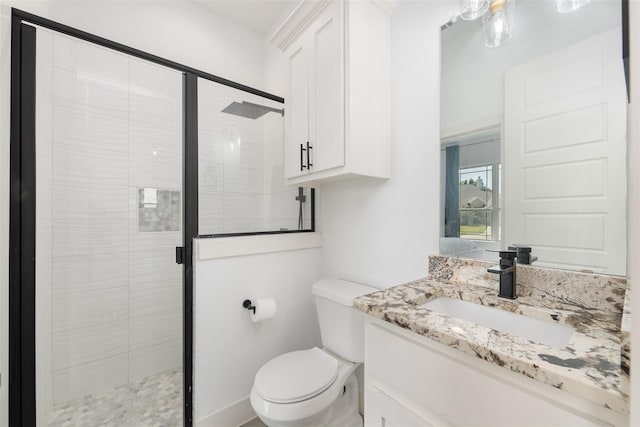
254 347 338 404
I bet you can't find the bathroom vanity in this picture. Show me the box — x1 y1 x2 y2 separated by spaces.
355 256 630 426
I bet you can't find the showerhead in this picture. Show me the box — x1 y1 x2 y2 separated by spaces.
221 101 284 120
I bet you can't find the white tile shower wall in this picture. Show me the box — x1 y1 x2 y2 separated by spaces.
128 340 182 383
125 53 183 388
193 244 323 426
48 33 130 407
52 354 130 404
36 31 184 413
261 112 304 232
128 122 182 189
35 28 55 423
51 286 128 333
52 321 129 371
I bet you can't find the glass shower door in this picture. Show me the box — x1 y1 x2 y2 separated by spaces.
34 27 184 426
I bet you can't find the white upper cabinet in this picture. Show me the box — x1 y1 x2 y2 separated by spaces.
271 0 393 185
286 37 312 178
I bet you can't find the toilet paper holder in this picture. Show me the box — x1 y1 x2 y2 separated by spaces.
242 299 256 314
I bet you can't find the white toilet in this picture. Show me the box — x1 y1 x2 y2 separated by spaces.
250 279 376 427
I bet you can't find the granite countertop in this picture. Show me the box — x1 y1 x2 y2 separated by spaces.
354 256 630 414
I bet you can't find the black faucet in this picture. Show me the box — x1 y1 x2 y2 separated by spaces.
508 245 538 265
487 250 517 299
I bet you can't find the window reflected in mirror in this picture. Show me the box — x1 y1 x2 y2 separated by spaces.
441 128 501 262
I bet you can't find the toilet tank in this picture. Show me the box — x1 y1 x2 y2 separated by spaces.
312 279 378 363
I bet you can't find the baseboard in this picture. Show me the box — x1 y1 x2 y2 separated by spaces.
196 395 255 427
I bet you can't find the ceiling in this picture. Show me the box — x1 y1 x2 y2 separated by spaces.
191 0 299 37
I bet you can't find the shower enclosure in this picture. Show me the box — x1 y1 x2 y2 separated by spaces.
10 10 313 427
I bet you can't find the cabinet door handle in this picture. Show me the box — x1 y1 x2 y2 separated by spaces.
300 143 307 171
306 141 313 170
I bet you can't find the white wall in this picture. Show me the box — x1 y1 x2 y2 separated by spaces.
193 244 323 426
0 2 271 425
321 0 457 288
1 0 266 87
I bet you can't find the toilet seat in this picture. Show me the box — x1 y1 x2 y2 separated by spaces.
250 350 359 427
254 347 338 404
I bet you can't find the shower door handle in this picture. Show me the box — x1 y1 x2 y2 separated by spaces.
175 246 185 264
300 143 307 171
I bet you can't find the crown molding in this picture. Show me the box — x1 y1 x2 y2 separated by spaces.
268 0 333 51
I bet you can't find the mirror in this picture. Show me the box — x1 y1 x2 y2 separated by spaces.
439 0 627 276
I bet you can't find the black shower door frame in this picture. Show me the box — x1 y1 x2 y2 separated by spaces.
8 8 309 427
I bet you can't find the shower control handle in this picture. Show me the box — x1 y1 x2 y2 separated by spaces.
300 143 307 171
306 141 312 170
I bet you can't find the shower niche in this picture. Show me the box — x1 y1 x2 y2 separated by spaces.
138 189 181 232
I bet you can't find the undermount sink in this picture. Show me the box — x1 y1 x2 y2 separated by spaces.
420 297 575 348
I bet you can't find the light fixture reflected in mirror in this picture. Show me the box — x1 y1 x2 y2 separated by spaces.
460 0 489 20
482 0 512 48
556 0 591 13
458 0 585 49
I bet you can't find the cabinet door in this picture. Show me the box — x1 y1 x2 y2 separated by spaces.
285 37 310 179
308 0 345 173
365 385 437 427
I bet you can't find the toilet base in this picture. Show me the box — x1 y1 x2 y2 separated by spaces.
325 373 362 427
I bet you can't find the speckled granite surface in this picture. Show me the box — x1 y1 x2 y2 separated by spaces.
354 256 630 414
621 280 632 394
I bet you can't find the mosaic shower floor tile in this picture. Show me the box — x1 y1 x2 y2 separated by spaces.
48 368 183 427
